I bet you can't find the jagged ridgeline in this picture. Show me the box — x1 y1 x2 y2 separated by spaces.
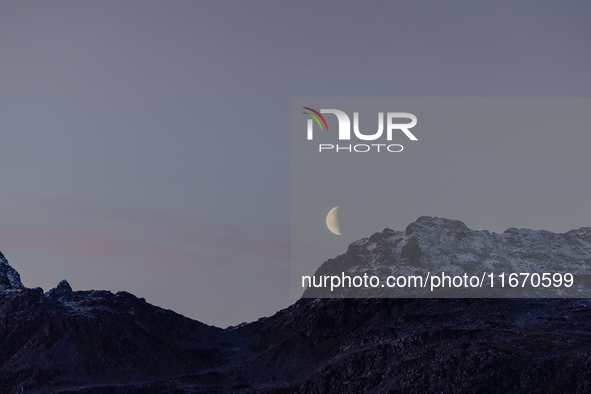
3 220 591 393
0 251 224 393
303 216 591 298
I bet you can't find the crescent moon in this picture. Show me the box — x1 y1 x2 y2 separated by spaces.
326 206 341 235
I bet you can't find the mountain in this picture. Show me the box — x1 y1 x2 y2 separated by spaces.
2 217 591 393
304 216 591 297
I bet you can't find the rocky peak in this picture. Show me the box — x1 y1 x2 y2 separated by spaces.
405 216 470 236
0 251 24 291
46 279 73 299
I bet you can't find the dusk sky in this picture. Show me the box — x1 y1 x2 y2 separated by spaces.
1 1 590 327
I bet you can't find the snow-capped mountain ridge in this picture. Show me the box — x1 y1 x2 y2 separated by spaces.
306 216 591 297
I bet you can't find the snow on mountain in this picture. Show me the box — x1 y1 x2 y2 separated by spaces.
304 216 591 297
0 251 24 291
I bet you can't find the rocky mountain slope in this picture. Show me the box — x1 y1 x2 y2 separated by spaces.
304 216 591 297
2 217 591 393
0 251 24 291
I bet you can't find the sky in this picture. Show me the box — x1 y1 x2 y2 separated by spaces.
1 1 590 327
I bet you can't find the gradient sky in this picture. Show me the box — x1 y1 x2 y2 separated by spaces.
1 1 590 327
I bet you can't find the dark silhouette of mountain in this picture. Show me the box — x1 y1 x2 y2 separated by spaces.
2 218 591 393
